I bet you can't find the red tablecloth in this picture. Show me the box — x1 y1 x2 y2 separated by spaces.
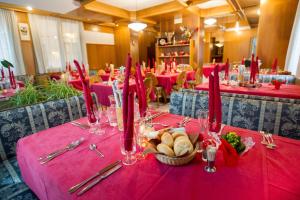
17 113 300 200
100 74 110 81
195 83 300 99
68 78 89 91
91 82 136 106
156 71 195 95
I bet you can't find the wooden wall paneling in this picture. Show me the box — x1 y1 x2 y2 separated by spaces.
15 11 36 75
138 29 157 64
86 44 116 70
130 31 139 66
256 0 298 69
114 25 130 67
223 28 257 63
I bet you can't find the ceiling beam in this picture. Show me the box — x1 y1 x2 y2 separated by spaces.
136 1 185 18
84 1 130 19
226 0 249 23
199 5 233 18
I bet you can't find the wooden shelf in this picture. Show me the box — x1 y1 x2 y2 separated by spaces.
159 55 190 58
158 44 190 48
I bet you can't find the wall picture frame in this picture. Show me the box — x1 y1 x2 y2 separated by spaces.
18 23 31 41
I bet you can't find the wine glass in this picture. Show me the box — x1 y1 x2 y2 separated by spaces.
88 105 105 135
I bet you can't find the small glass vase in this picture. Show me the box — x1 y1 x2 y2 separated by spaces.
120 133 137 165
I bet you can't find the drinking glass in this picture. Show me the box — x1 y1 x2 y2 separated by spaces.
204 145 217 173
197 110 208 135
120 132 137 165
107 95 118 127
88 105 105 135
135 119 148 160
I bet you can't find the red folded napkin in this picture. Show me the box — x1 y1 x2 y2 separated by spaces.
7 66 16 89
74 60 96 123
220 138 239 166
250 54 255 84
1 67 4 80
208 65 222 133
123 54 135 151
272 58 278 74
135 63 147 117
241 57 245 65
11 71 16 89
82 63 86 76
225 58 229 80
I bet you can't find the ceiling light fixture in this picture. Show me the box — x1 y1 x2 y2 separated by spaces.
128 0 147 32
260 0 267 4
128 22 147 32
204 18 217 26
26 6 33 11
235 21 240 33
256 9 260 15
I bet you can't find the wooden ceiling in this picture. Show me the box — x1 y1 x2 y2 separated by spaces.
0 0 260 29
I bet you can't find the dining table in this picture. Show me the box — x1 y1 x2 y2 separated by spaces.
156 71 195 95
202 64 226 78
90 81 136 106
68 78 90 91
0 88 18 101
195 82 300 99
17 113 300 200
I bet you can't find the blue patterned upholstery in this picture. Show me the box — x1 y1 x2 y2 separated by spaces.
0 93 99 200
170 90 300 140
229 73 296 84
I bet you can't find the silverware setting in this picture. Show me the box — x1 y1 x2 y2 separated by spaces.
70 121 90 129
177 117 191 127
68 160 122 195
149 122 169 127
89 144 104 158
39 137 85 164
145 112 165 122
260 131 276 149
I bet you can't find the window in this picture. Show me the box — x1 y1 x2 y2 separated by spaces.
0 9 25 75
29 14 84 73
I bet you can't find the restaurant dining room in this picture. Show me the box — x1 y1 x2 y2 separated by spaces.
0 0 300 199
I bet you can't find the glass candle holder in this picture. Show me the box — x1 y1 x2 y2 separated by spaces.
120 132 137 166
204 145 217 173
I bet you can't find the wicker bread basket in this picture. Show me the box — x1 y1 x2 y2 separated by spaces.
155 143 199 166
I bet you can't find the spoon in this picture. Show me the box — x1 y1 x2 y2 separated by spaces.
89 144 104 158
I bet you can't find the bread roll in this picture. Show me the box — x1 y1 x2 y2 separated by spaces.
172 132 188 140
174 137 193 156
157 143 175 157
161 132 174 148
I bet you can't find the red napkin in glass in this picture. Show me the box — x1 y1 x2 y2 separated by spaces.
74 60 96 123
241 57 245 65
272 58 278 74
220 138 239 166
82 63 86 76
225 58 229 80
250 54 255 84
7 66 15 89
208 65 222 133
11 71 16 89
1 67 4 80
123 54 134 151
135 63 147 117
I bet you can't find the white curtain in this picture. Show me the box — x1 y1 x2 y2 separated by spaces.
285 2 300 78
0 9 25 75
29 14 85 73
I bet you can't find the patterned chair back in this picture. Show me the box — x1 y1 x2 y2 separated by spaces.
145 72 158 87
0 93 99 162
229 73 296 84
170 90 300 140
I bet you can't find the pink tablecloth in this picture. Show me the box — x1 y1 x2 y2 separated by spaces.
195 83 300 99
156 71 195 95
0 88 17 101
100 74 110 81
91 82 136 106
17 113 300 200
68 78 89 91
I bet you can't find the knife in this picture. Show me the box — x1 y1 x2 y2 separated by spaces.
69 160 121 194
77 164 122 196
70 121 90 129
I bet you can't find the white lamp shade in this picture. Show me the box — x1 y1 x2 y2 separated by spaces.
128 22 147 32
204 18 217 26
